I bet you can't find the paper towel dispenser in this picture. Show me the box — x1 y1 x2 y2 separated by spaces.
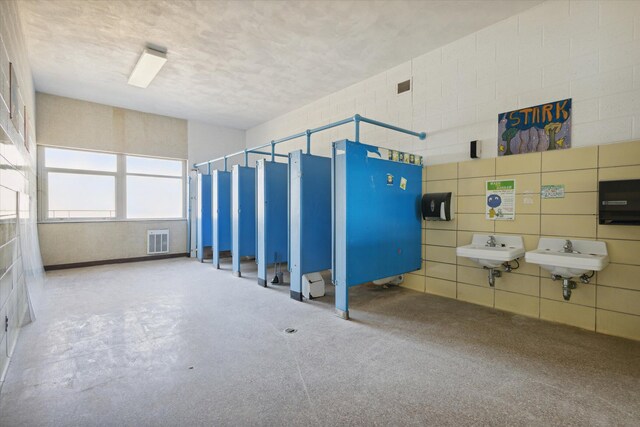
422 192 452 221
599 179 640 225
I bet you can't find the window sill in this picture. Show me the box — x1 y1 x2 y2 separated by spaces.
38 218 187 225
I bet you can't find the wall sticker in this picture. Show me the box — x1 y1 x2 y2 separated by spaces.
386 174 394 186
386 149 423 165
541 184 565 199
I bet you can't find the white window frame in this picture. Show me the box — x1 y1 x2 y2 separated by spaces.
38 145 186 223
124 154 185 220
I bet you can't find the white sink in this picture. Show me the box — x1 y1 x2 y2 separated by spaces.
456 234 525 268
525 238 609 278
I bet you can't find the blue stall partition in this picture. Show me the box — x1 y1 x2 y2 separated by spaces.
289 151 332 301
256 159 289 286
212 170 231 269
332 140 422 319
231 165 256 276
196 173 212 262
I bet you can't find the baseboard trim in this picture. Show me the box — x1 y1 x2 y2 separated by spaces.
44 253 189 271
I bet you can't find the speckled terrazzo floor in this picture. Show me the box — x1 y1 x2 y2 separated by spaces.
1 258 638 426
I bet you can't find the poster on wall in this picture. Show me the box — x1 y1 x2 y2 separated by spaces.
486 180 515 220
498 99 571 156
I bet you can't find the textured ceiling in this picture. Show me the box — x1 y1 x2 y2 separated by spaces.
18 0 542 129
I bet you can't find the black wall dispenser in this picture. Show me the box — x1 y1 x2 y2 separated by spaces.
422 192 453 221
599 179 640 225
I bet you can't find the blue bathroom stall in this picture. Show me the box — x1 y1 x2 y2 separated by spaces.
289 151 332 300
256 159 289 286
212 170 231 269
196 173 212 262
231 165 256 277
332 140 422 319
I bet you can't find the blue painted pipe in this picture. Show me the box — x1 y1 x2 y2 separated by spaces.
194 148 246 170
249 150 287 159
358 115 426 140
262 117 355 157
193 114 426 169
271 131 308 146
310 117 354 135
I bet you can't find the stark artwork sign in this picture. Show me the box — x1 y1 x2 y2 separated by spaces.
498 99 571 156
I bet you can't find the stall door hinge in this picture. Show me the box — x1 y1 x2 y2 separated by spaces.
4 315 7 332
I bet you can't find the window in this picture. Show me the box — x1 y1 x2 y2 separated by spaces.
48 172 116 219
45 147 117 172
39 147 185 221
125 155 183 219
43 147 117 219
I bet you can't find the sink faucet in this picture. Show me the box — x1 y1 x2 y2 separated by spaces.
487 236 497 247
563 240 573 253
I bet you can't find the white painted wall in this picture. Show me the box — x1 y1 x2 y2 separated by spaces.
246 0 640 164
188 120 245 170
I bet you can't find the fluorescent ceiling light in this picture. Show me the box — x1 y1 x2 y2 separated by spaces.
128 47 167 88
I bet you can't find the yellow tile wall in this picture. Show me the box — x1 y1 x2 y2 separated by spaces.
403 141 640 341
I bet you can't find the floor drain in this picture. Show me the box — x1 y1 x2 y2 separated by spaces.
284 328 297 334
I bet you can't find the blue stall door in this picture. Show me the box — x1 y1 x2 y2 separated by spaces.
196 173 212 262
232 165 256 276
289 151 332 300
332 140 422 319
212 170 231 269
256 160 289 286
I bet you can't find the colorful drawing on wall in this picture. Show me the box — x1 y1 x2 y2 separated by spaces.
498 99 571 156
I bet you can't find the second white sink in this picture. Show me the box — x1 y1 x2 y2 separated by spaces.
525 238 609 278
456 234 525 268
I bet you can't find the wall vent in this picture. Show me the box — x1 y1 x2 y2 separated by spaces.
147 229 169 254
397 79 411 94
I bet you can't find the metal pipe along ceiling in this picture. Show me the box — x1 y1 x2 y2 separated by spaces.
193 114 426 171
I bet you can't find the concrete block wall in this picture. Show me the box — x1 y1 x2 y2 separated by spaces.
409 140 640 341
246 0 640 165
0 0 43 382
